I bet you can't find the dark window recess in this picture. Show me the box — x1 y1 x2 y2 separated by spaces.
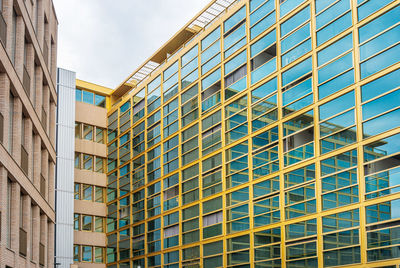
283 127 314 152
39 242 45 266
0 11 6 46
19 228 27 256
202 82 221 101
23 65 30 96
0 112 3 144
251 44 276 71
282 72 312 93
224 20 245 37
225 64 247 87
21 145 28 175
364 154 400 176
40 174 46 196
366 219 400 231
285 236 316 246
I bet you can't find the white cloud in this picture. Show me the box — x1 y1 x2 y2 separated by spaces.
53 0 211 88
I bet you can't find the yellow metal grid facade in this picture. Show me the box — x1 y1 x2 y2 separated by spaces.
105 0 400 267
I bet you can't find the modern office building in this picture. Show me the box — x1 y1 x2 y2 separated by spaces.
0 0 58 267
100 0 400 267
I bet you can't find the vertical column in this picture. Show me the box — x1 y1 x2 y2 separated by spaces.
36 0 44 48
48 160 55 206
34 66 43 112
40 214 48 267
0 74 10 150
10 182 21 252
47 221 54 268
42 84 49 133
41 149 48 200
4 0 13 56
33 135 41 189
12 97 22 163
0 166 7 243
15 15 25 77
26 119 33 180
32 205 40 265
49 101 56 145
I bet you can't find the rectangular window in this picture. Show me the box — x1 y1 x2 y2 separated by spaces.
250 0 276 40
251 30 277 85
316 0 352 46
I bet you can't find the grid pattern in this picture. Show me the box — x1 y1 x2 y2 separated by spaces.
105 0 400 267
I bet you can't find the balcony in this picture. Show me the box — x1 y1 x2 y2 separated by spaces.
39 242 45 266
40 174 46 197
23 65 30 96
19 228 27 256
0 12 6 47
21 145 29 175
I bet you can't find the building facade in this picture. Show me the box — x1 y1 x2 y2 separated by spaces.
102 0 400 267
0 0 58 267
72 79 112 268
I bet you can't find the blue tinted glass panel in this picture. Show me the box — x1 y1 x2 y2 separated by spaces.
252 77 277 102
250 0 275 26
319 91 355 120
358 0 393 21
359 5 400 43
120 101 131 113
280 0 306 18
362 90 400 121
361 69 400 102
148 76 161 93
250 11 276 40
225 50 247 75
181 57 198 78
225 38 246 59
251 30 276 57
360 43 400 79
225 23 246 50
251 58 276 85
182 45 198 66
282 39 311 67
318 52 353 84
225 6 246 33
281 23 310 53
318 70 354 99
202 54 221 75
76 89 82 101
360 25 400 61
363 108 400 137
202 40 221 64
281 6 310 37
316 0 350 29
202 68 221 90
316 0 334 13
226 76 247 99
318 33 353 66
202 26 221 50
317 12 352 46
82 91 94 104
282 57 312 87
164 61 178 80
250 0 265 12
282 78 312 106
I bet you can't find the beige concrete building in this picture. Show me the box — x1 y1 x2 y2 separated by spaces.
0 0 58 267
72 79 112 268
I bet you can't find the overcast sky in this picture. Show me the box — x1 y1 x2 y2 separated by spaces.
53 0 210 88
